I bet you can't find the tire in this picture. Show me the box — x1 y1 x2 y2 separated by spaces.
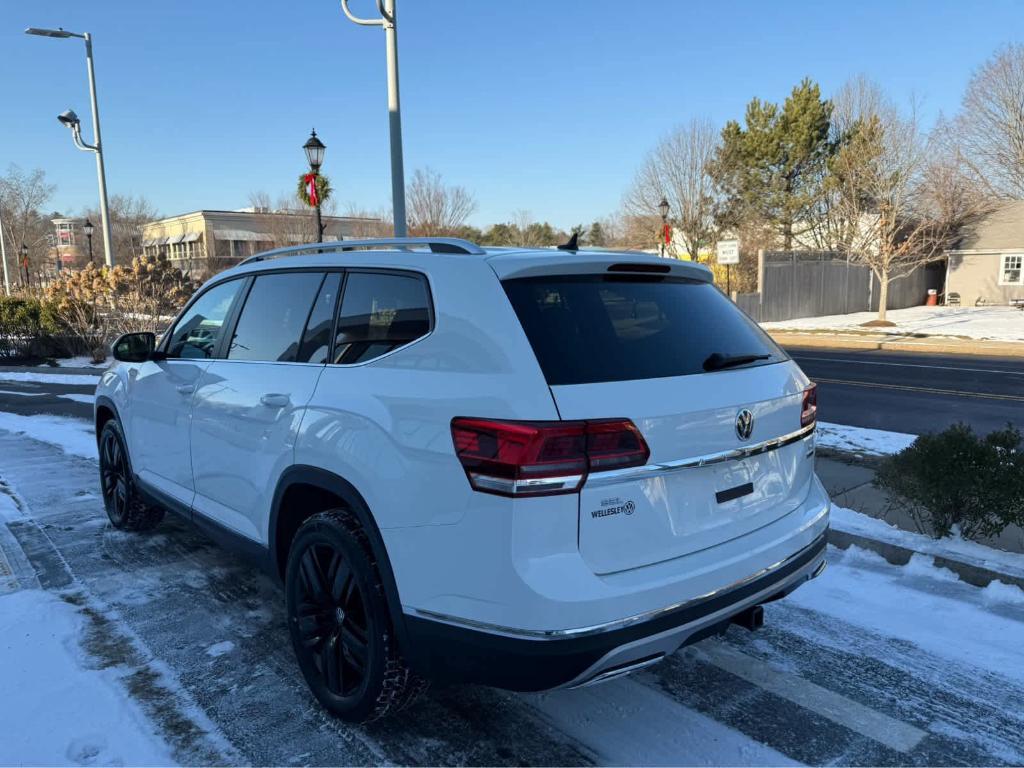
98 420 165 532
285 509 426 723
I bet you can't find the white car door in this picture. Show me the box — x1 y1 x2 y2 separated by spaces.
128 278 246 507
190 270 337 543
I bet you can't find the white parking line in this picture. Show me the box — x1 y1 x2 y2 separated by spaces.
700 643 927 753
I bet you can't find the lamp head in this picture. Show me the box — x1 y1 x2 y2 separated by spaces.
303 129 326 171
25 27 75 38
57 109 80 129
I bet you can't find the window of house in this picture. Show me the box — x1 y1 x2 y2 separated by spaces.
333 272 432 364
228 272 326 362
1001 254 1023 285
166 279 243 359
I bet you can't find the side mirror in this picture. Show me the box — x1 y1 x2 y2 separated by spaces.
112 332 157 363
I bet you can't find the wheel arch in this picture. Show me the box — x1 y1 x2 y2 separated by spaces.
95 395 121 442
269 466 414 661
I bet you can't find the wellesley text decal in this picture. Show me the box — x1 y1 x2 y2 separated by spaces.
591 497 636 519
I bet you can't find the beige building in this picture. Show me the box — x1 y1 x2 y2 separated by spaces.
142 208 381 276
945 201 1024 306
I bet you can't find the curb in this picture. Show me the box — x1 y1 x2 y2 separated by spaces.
828 528 1024 592
769 332 1024 358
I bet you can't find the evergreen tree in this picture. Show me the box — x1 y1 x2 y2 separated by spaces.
709 79 836 249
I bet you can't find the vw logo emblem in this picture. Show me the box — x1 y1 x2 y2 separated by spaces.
735 409 754 441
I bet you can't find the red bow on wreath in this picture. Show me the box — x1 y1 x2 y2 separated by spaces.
304 173 319 207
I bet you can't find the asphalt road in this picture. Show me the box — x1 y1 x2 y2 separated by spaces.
786 348 1024 436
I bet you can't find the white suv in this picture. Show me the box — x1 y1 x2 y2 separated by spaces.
96 237 829 722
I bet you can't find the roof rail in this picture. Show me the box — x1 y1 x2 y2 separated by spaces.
238 237 486 266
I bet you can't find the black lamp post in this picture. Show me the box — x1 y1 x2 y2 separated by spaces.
303 129 327 243
20 244 29 288
658 197 671 257
83 218 95 265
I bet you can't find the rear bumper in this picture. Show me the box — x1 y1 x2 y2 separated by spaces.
404 530 827 691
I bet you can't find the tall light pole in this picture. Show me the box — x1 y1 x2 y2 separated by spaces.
26 27 115 267
340 0 407 237
303 130 326 243
0 200 10 296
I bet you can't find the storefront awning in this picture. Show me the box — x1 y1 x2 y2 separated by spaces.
213 229 271 242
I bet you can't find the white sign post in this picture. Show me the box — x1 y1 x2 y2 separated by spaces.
716 239 740 294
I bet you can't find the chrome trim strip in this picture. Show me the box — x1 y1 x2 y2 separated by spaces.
585 423 816 488
408 522 828 640
570 654 666 689
469 472 583 495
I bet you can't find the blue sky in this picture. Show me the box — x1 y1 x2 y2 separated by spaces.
2 0 1022 230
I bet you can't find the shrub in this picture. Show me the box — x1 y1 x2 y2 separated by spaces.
875 423 1024 540
0 295 67 360
45 256 196 360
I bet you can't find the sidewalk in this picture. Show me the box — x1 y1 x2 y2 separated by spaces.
816 454 1024 590
770 330 1024 357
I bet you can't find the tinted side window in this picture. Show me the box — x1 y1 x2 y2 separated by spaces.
228 272 325 362
333 272 431 364
297 272 341 364
166 280 243 359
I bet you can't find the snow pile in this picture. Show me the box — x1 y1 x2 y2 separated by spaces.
817 421 917 456
0 589 175 766
0 371 102 386
788 544 1024 682
0 412 98 460
831 504 1024 583
763 305 1024 342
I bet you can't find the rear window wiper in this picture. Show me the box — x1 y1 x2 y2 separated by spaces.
703 352 771 372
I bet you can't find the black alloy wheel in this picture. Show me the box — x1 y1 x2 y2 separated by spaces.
295 542 371 698
97 420 164 531
285 509 425 722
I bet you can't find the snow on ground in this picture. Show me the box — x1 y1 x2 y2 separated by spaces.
763 305 1024 342
0 589 175 766
38 356 111 369
787 543 1024 683
817 420 917 456
0 412 97 459
0 371 102 386
59 393 96 404
831 504 1024 583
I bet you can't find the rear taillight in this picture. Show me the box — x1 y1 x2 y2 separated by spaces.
801 383 818 428
450 417 650 497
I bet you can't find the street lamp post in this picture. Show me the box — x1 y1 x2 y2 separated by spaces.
303 131 327 243
83 218 95 265
658 197 671 258
26 27 115 268
340 0 407 237
20 244 30 290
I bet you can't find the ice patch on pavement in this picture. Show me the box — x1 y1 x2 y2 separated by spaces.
787 544 1024 683
59 393 96 404
205 640 235 658
0 589 175 766
0 412 97 460
0 371 101 386
817 421 917 456
831 504 1024 583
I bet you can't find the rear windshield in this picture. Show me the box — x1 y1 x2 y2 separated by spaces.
503 275 784 385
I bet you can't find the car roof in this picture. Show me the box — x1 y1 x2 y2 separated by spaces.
212 240 712 284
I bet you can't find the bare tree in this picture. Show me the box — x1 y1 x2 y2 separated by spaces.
0 165 55 287
955 44 1024 198
625 118 718 260
407 168 477 236
831 87 975 322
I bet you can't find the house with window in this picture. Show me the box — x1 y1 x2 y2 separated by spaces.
945 201 1024 305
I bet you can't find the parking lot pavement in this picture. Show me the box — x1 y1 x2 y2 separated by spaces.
2 424 1023 766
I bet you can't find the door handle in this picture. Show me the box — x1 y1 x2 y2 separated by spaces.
260 393 290 408
176 384 195 395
